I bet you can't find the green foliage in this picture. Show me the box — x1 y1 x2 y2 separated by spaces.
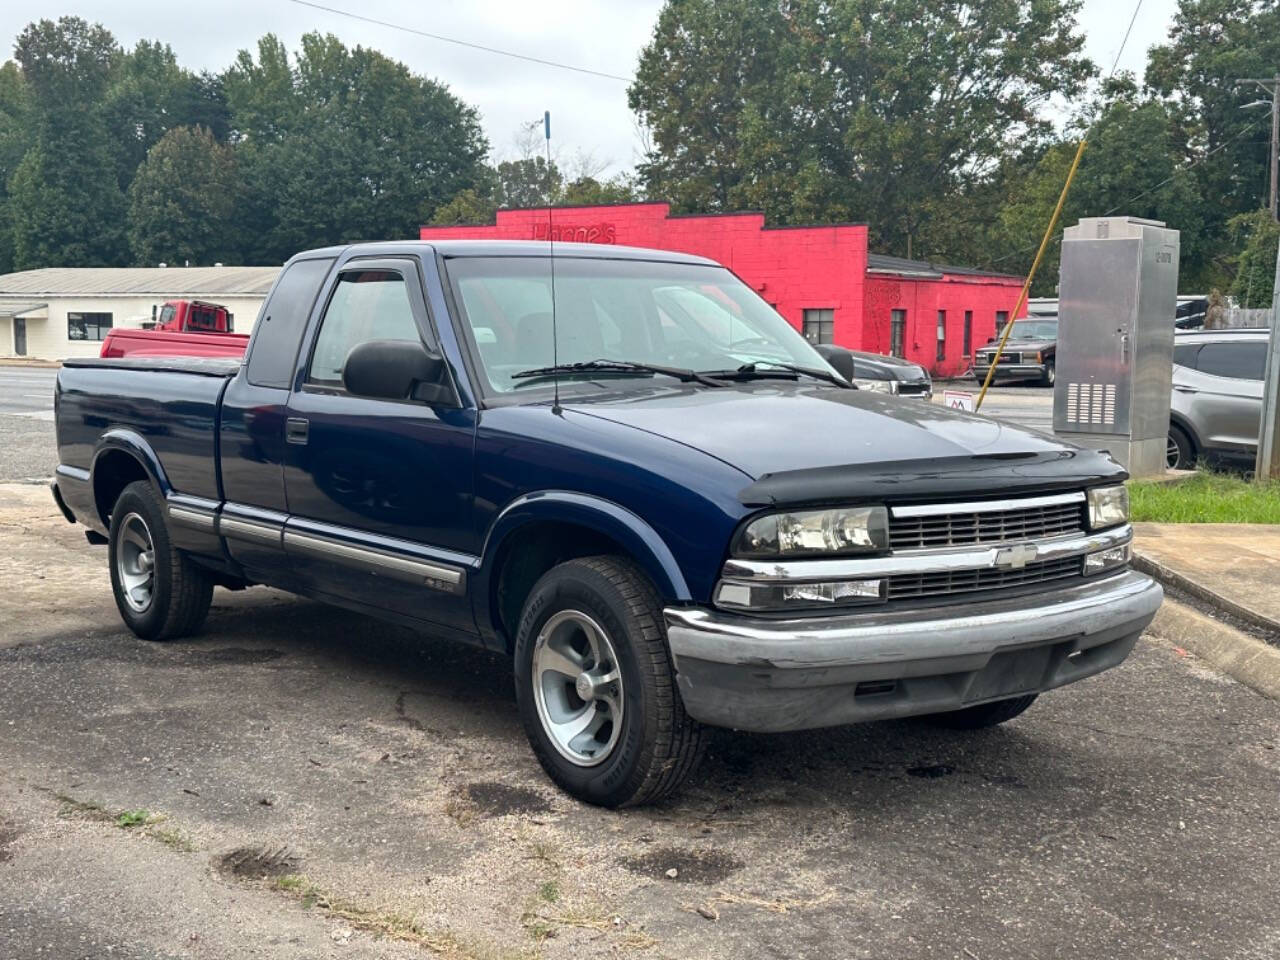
127 125 239 266
226 32 488 263
629 0 1094 256
1228 211 1279 308
1130 472 1280 524
115 809 151 828
9 17 126 269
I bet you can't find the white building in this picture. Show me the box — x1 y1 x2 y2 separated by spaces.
0 266 281 360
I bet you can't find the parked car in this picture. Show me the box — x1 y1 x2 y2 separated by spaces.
51 241 1161 807
846 348 932 399
100 299 249 359
972 316 1058 386
1167 328 1269 470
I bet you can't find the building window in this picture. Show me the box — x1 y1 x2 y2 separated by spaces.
963 310 973 357
68 312 112 342
802 308 834 345
995 310 1009 337
890 309 906 358
936 310 947 362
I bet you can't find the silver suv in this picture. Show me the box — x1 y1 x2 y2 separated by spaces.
1168 329 1268 469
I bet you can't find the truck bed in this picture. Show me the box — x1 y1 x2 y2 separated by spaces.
98 327 249 360
57 357 240 503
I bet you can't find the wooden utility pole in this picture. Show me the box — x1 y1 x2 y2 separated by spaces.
1239 77 1280 221
1257 228 1280 480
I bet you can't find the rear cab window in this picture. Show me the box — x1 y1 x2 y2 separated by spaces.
246 257 335 388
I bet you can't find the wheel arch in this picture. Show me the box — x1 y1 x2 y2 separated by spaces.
91 429 170 528
476 492 692 653
1167 411 1201 456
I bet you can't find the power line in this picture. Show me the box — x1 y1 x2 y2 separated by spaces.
283 0 632 83
1107 0 1145 79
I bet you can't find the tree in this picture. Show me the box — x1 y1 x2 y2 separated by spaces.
224 33 488 263
0 60 30 273
1228 210 1279 309
1146 0 1280 287
628 0 1094 258
127 126 238 266
996 78 1206 294
8 17 126 269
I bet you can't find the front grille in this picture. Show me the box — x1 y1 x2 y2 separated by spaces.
886 556 1083 600
977 352 1020 365
889 499 1085 550
896 381 930 396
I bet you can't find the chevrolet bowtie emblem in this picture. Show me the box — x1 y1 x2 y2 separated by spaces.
993 543 1038 569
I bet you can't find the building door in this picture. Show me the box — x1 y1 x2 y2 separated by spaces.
13 318 25 356
890 309 906 358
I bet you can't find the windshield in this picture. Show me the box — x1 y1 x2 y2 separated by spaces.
1001 319 1058 341
445 256 832 393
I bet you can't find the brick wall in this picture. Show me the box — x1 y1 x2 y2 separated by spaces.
421 202 1023 377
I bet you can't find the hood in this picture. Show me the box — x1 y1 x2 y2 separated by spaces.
977 337 1054 352
563 382 1119 502
848 350 929 380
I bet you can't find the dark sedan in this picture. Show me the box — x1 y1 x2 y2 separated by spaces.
973 317 1058 386
847 349 933 398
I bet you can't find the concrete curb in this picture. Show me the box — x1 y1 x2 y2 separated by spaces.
1133 552 1280 638
0 358 60 368
1149 598 1280 700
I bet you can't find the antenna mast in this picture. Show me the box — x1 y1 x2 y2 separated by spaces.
544 110 560 413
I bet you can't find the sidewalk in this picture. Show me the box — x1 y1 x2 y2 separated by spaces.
1133 522 1280 633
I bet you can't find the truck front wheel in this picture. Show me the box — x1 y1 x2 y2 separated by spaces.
108 480 213 641
513 556 706 807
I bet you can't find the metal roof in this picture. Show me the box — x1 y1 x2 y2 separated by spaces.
0 266 281 298
866 253 1022 281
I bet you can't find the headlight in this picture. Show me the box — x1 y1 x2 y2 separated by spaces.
854 378 894 393
734 506 890 558
1087 485 1129 529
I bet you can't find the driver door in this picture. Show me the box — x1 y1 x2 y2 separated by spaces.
281 257 479 636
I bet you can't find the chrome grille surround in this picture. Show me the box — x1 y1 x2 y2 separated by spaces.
716 493 1129 610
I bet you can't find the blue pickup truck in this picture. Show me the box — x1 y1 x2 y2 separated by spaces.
52 241 1161 807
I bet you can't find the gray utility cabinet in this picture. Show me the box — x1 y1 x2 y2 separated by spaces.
1053 216 1179 478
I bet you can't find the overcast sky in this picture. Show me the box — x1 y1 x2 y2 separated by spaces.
1 0 1181 176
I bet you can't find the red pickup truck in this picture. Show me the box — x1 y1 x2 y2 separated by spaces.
100 299 249 359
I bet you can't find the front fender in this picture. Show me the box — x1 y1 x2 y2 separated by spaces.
473 490 693 646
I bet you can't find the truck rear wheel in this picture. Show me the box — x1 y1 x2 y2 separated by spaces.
108 480 213 641
927 694 1038 730
513 555 706 807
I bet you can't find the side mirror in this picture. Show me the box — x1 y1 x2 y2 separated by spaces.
813 344 855 382
342 339 453 404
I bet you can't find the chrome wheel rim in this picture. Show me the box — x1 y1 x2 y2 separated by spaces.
531 609 624 767
1166 435 1180 469
116 512 156 613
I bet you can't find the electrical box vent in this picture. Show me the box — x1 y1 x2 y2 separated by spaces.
1065 382 1116 426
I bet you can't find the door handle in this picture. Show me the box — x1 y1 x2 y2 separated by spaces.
1173 385 1198 394
286 417 309 445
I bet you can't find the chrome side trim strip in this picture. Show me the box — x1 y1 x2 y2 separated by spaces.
283 530 465 595
889 490 1085 518
219 517 283 546
721 525 1132 583
168 506 216 531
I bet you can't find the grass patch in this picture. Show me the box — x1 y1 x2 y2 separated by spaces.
1129 471 1280 524
537 880 559 903
115 809 151 828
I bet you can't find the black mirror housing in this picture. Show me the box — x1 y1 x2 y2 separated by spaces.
342 339 452 404
813 344 855 382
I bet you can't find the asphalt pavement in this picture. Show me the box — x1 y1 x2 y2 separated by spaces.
931 380 1055 434
0 480 1277 960
0 366 57 482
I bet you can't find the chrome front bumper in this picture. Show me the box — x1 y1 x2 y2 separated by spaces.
664 570 1162 732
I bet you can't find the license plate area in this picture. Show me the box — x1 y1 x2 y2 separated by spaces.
963 646 1056 703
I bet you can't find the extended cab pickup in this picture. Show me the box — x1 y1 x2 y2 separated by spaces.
52 241 1162 807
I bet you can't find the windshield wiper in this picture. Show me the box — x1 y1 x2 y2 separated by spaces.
510 359 727 388
700 361 850 389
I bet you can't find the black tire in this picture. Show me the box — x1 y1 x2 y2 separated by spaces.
926 694 1038 730
1040 360 1056 387
513 555 706 808
1167 424 1195 471
108 480 213 641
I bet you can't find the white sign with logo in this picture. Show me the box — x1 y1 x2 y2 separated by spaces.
943 390 975 413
